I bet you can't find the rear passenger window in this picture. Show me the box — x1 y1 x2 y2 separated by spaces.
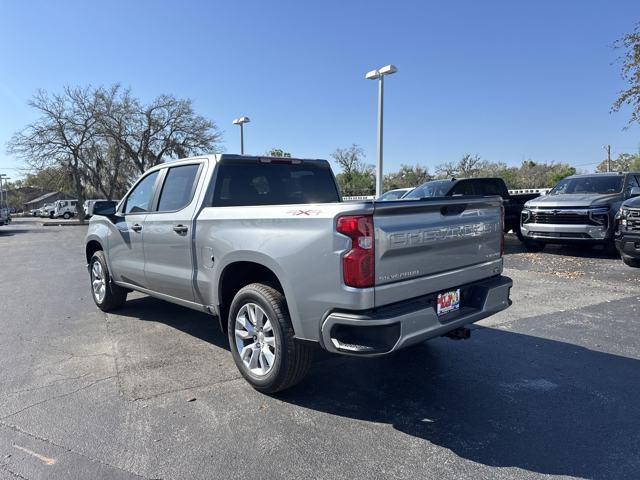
451 181 475 196
157 164 201 212
474 180 503 196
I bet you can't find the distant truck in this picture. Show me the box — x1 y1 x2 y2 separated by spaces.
85 154 512 393
39 203 56 218
521 172 640 251
52 199 78 219
404 177 541 239
84 199 108 218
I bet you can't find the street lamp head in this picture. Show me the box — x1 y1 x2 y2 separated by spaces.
379 64 397 76
365 69 380 80
365 65 398 80
233 116 250 125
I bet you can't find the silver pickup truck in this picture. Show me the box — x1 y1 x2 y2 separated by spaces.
85 155 512 392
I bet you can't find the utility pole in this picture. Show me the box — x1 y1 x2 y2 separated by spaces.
606 145 611 172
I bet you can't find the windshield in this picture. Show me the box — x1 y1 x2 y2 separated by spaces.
378 189 409 201
404 180 452 199
549 176 623 195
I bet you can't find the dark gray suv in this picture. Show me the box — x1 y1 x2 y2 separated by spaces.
520 172 640 252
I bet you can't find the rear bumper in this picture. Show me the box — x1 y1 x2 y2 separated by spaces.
615 234 640 259
320 275 512 356
521 222 609 243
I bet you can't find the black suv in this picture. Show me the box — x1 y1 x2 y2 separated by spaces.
615 195 640 267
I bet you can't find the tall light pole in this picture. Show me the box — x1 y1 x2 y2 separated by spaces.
365 65 397 197
232 117 250 155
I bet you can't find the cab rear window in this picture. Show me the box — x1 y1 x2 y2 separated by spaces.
212 162 340 206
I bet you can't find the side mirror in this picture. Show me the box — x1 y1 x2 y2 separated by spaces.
630 186 640 198
92 200 118 217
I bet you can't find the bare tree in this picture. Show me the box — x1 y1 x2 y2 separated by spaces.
435 154 486 178
98 86 222 174
6 86 100 219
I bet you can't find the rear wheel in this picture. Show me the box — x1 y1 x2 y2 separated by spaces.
63 212 71 219
89 251 127 311
228 283 313 393
523 240 545 252
622 256 640 268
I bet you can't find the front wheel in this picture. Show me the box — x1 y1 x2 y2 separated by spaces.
622 256 640 268
228 283 313 393
89 251 127 311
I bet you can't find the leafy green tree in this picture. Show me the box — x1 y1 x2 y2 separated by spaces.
384 164 431 190
612 24 640 126
596 153 640 172
331 144 374 196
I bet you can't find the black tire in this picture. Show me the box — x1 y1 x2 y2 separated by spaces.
89 251 127 312
622 256 640 268
513 222 525 242
227 283 313 393
49 211 54 219
602 240 619 257
63 212 71 219
523 240 545 252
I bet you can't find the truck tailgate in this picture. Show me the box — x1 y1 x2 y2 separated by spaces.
373 196 503 306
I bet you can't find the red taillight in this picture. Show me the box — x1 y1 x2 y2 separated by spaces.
500 204 505 257
336 215 374 288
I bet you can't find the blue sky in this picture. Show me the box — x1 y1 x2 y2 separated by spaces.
1 0 639 179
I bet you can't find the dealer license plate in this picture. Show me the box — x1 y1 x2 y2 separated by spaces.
437 289 461 316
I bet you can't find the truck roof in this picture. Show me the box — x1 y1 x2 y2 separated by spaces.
566 172 640 178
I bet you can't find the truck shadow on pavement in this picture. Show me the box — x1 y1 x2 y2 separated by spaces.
280 327 640 480
111 296 640 479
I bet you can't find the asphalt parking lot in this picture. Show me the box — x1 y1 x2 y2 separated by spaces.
1 217 639 480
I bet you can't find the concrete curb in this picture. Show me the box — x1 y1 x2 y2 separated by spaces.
41 222 89 227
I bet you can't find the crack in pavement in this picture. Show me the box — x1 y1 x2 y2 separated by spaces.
0 376 116 421
0 463 29 480
0 374 93 399
0 423 149 480
130 375 244 402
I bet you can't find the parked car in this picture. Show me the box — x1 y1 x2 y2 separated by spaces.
85 154 512 393
615 194 640 267
53 199 78 219
0 206 9 226
377 187 414 201
404 177 541 239
84 199 108 218
39 203 55 218
520 172 640 252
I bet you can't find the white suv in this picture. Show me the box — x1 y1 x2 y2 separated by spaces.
53 199 78 219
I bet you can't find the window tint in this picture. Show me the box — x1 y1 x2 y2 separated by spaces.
124 171 159 214
451 181 475 196
550 176 623 195
157 164 200 211
404 180 452 198
473 179 504 196
212 162 340 206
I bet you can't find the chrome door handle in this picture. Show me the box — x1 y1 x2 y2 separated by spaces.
173 224 188 234
131 223 142 232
